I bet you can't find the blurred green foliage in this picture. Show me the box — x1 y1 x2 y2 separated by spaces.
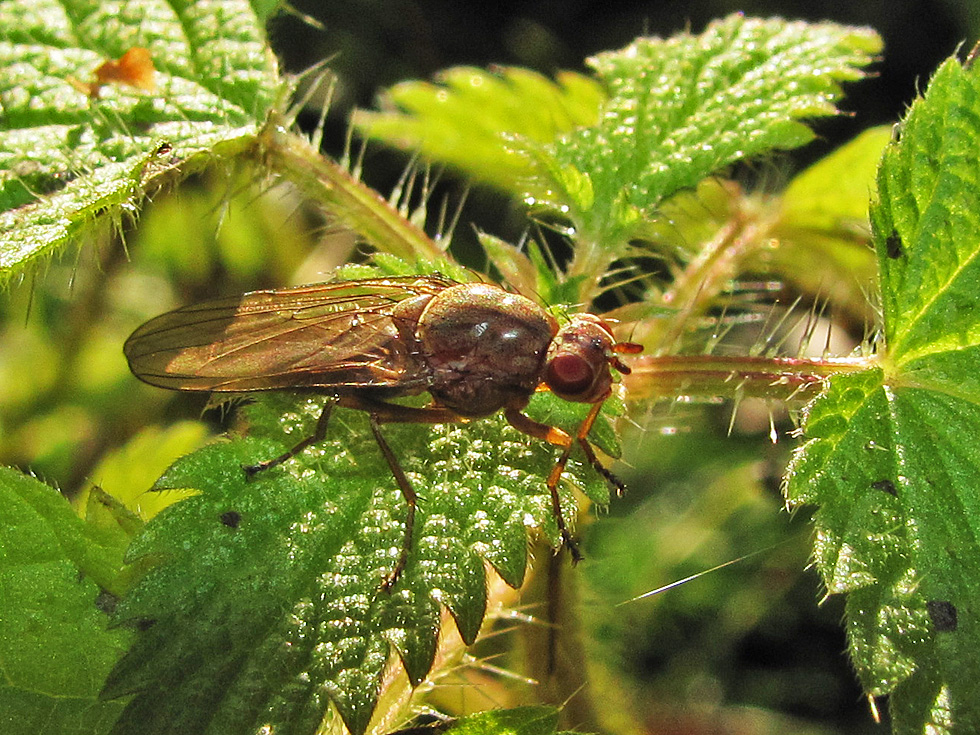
4 3 977 734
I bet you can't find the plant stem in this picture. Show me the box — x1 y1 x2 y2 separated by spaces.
623 354 875 403
656 200 771 352
261 129 451 264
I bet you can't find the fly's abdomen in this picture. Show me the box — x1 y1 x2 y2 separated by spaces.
417 283 558 416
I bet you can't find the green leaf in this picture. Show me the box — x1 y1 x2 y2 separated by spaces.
786 52 980 733
0 0 280 281
523 15 881 250
875 67 980 390
353 67 604 193
781 126 892 232
0 467 131 734
765 126 892 324
103 393 610 735
447 706 563 735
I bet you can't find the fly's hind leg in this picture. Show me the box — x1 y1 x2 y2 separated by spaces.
243 398 337 476
243 394 458 591
352 399 465 590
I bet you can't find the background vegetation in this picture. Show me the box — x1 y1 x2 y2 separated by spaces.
2 2 979 734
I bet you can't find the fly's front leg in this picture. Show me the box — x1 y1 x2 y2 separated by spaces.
243 398 337 476
540 395 619 499
505 397 624 560
569 393 627 497
575 433 627 497
549 398 623 500
504 407 582 562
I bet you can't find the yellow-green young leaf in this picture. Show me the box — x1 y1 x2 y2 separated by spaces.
523 15 881 250
352 66 604 193
765 126 893 325
76 420 211 522
449 707 561 735
781 126 892 232
786 52 980 733
0 468 131 734
0 0 280 281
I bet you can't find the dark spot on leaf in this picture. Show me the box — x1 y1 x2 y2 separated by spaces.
95 590 118 615
136 618 157 632
220 510 241 528
38 171 74 195
926 600 957 632
872 479 897 496
885 231 903 259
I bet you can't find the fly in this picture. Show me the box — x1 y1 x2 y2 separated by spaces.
124 275 642 587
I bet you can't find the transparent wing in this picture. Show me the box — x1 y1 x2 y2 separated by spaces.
124 276 458 393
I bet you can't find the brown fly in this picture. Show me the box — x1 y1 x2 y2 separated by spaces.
124 275 642 587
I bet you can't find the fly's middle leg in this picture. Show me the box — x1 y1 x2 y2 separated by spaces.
243 398 336 476
367 415 417 591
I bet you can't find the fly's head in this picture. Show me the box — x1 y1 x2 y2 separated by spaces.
543 314 642 404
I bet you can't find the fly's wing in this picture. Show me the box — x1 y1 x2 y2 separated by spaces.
124 276 457 393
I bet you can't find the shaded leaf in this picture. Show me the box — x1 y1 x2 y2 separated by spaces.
0 468 131 734
449 706 562 735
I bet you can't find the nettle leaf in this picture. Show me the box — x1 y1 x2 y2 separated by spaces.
448 706 562 735
352 67 604 193
0 0 280 280
0 468 131 735
522 15 881 250
104 392 608 735
785 54 980 732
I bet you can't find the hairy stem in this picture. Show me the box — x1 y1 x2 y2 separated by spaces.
623 354 876 403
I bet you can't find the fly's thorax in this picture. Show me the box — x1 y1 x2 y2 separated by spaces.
389 292 438 345
417 283 558 417
543 313 617 403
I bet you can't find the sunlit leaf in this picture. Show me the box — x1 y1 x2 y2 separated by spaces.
103 393 608 734
786 52 980 733
0 0 280 280
521 15 881 252
353 67 603 193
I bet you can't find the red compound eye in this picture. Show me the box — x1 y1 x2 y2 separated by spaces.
546 353 595 398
